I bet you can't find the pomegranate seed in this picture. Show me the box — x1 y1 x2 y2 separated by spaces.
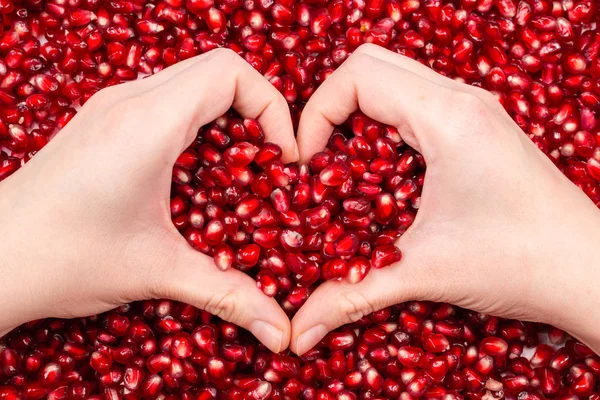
480 337 508 357
214 245 234 271
319 162 350 186
422 334 450 353
371 245 402 269
344 256 370 284
398 346 423 367
236 244 261 267
89 352 112 374
224 142 256 167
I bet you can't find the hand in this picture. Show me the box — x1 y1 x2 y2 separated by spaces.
0 48 298 353
291 44 600 355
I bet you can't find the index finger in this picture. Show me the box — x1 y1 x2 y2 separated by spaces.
296 46 470 164
142 48 298 163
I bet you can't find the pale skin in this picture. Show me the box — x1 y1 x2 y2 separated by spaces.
1 45 599 357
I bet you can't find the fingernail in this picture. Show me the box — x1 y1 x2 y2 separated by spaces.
250 321 284 353
296 324 327 355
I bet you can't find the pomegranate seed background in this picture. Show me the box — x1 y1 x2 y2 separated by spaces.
1 0 600 398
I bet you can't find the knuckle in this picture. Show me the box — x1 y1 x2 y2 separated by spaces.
84 85 119 108
273 93 289 110
448 90 491 115
207 47 239 64
353 43 380 56
144 264 170 300
473 87 499 105
442 90 497 137
105 95 148 122
204 291 239 322
348 50 375 67
344 51 375 77
336 291 374 323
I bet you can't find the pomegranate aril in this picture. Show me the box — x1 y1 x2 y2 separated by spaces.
254 143 282 167
422 334 450 353
319 162 350 186
531 344 555 368
480 337 508 357
279 229 304 252
171 332 193 359
141 374 163 398
224 142 256 167
235 244 260 267
322 258 348 280
235 195 263 219
398 346 423 368
371 245 402 269
191 325 217 356
266 162 290 187
325 332 356 351
89 351 112 374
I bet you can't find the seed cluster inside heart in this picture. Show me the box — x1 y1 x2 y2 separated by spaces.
172 112 410 302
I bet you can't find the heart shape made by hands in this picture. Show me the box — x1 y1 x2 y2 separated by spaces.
171 110 420 314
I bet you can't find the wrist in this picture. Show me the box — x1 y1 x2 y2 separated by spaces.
0 186 39 336
557 249 600 352
541 202 600 352
0 252 32 336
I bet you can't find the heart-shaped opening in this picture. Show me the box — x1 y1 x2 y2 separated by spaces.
172 110 417 307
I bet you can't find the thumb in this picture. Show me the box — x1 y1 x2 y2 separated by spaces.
290 233 449 356
153 244 291 353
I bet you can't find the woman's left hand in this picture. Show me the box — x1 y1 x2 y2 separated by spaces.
0 48 298 353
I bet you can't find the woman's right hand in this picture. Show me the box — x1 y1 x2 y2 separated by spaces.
291 44 600 356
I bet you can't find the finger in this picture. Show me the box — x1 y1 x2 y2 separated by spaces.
297 51 444 164
344 44 475 93
297 44 502 164
289 269 408 355
156 246 291 353
89 50 222 103
290 234 460 355
144 48 298 163
350 44 521 134
353 44 514 114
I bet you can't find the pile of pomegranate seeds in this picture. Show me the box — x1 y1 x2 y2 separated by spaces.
2 0 600 397
174 112 409 294
2 301 599 399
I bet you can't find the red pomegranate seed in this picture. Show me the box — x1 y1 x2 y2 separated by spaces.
480 337 508 357
235 244 260 267
280 229 304 252
146 353 171 374
224 142 256 167
371 245 402 269
531 344 555 368
191 325 217 356
398 346 423 367
422 334 450 353
212 245 234 271
171 332 193 359
322 259 348 280
141 374 163 398
319 162 350 186
89 352 112 374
